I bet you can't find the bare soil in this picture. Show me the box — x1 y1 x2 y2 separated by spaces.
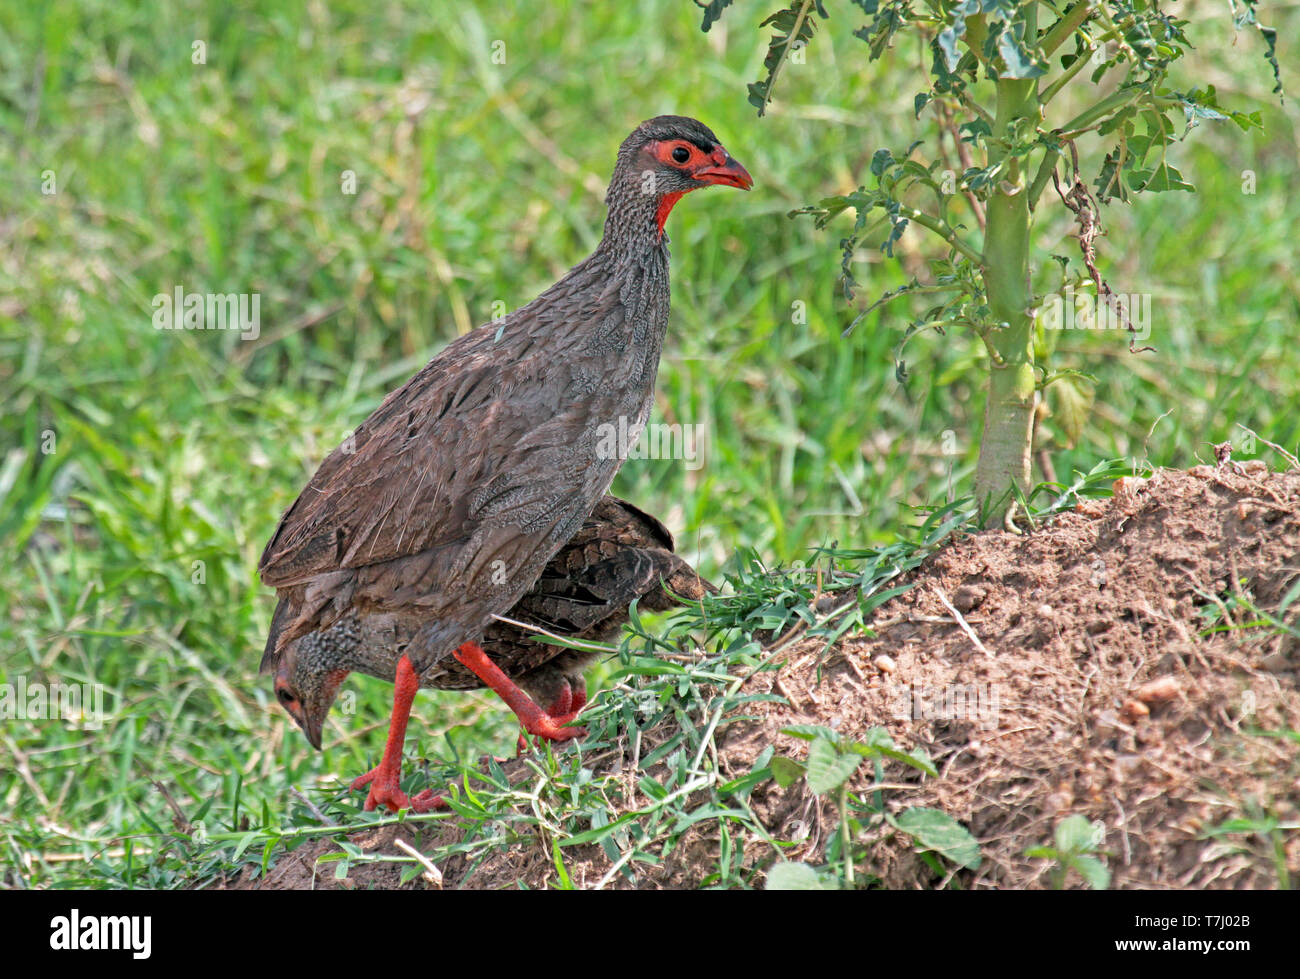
223 464 1300 889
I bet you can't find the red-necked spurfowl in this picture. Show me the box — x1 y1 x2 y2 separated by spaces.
259 116 749 812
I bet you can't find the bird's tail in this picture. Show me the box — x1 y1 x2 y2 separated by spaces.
259 598 294 674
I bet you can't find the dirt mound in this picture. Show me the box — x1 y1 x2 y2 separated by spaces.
224 465 1300 889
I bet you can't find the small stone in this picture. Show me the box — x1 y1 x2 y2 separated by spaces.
1114 754 1142 778
1113 476 1148 496
873 654 896 674
1089 558 1108 588
953 584 986 613
1044 783 1074 813
815 594 842 613
1135 726 1161 746
1261 652 1291 673
1037 604 1054 618
1121 698 1150 723
1134 676 1180 704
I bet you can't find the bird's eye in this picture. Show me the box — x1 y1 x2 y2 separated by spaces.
277 688 295 704
671 145 691 164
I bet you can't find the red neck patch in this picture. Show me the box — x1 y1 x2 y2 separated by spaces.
655 191 688 236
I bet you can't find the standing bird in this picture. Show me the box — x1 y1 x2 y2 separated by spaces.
268 496 714 810
259 116 749 812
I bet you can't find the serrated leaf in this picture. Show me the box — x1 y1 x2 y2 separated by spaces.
1128 161 1194 193
893 807 982 869
937 24 965 71
806 737 862 794
697 0 735 32
995 21 1047 78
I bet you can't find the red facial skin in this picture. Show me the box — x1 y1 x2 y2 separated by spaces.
645 139 753 233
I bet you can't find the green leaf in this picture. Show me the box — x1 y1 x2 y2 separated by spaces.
780 723 841 742
1048 373 1094 447
766 861 839 889
770 755 806 788
937 24 965 71
870 148 896 177
1128 161 1194 193
748 4 822 117
806 737 862 794
995 20 1047 79
697 0 735 32
1055 814 1101 852
230 831 259 861
1074 854 1111 890
893 807 982 869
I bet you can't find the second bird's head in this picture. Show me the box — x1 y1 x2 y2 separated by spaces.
608 115 752 234
273 641 347 751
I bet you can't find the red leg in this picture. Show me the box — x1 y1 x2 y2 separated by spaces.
350 653 446 813
454 642 587 741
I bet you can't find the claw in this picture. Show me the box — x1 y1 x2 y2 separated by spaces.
350 766 446 813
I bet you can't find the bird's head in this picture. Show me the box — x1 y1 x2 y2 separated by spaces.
272 639 349 751
608 115 752 237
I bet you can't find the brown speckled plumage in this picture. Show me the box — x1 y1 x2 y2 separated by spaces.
259 117 741 678
269 495 713 749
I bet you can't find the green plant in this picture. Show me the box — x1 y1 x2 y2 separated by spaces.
699 0 1281 522
767 724 980 888
1205 799 1298 889
1025 813 1111 888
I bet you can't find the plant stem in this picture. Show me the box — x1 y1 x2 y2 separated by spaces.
898 205 983 264
840 782 854 888
1027 143 1061 210
1058 86 1139 135
1040 41 1096 105
755 0 816 116
974 75 1039 523
1039 2 1094 59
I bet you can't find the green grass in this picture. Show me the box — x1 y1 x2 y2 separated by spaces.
1 0 1297 886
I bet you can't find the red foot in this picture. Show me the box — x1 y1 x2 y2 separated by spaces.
348 653 447 813
517 682 590 753
351 767 446 813
454 642 587 741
